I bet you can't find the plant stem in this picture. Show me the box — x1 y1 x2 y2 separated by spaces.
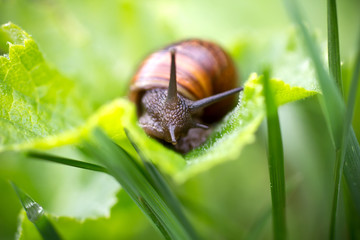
330 149 342 240
327 0 342 94
263 69 286 240
328 1 360 237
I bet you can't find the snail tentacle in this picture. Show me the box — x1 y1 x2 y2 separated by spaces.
166 48 177 103
189 87 244 112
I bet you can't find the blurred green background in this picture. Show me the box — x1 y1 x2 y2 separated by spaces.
0 0 359 239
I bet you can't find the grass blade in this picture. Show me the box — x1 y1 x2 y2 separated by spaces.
329 4 360 239
284 0 345 148
26 151 109 174
83 129 195 240
124 129 198 239
342 30 360 236
327 0 342 93
283 1 359 238
11 182 62 240
263 68 286 240
344 129 360 215
344 177 360 239
344 29 360 131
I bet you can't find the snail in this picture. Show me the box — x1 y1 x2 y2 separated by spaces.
129 39 243 153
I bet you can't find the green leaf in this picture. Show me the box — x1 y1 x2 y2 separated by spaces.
0 24 318 186
4 74 317 183
17 98 186 175
2 74 317 183
0 23 93 149
178 73 317 182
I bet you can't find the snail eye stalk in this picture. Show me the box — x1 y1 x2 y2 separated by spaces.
189 87 244 112
166 48 178 103
168 125 177 145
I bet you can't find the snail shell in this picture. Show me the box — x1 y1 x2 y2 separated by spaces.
129 39 242 153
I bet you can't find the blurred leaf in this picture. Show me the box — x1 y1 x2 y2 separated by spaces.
0 23 93 149
17 190 159 240
0 150 120 222
271 30 320 92
0 0 180 105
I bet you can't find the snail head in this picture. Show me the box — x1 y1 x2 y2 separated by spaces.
138 48 243 145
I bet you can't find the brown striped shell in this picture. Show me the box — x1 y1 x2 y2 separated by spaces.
129 39 239 123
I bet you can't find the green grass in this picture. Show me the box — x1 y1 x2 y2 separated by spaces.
82 129 198 240
284 0 345 146
11 182 62 240
327 0 342 94
342 31 360 237
284 0 360 238
263 68 286 240
327 0 360 238
125 130 197 238
327 0 348 238
26 151 109 174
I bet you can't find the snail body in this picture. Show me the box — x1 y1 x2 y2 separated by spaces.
130 39 242 153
